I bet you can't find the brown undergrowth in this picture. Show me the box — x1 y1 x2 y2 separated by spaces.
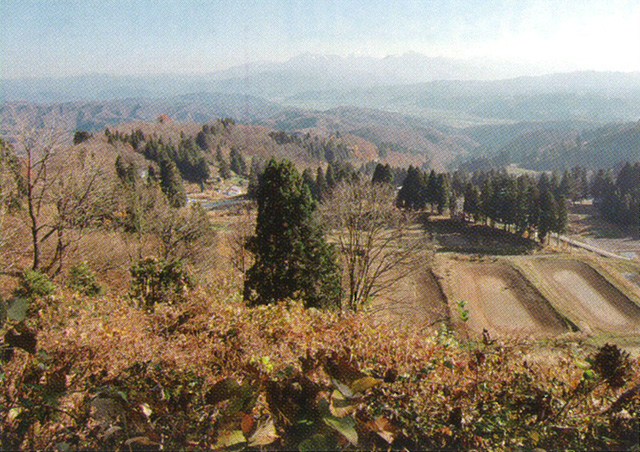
2 281 639 451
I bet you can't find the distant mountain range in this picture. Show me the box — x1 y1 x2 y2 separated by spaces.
286 71 640 124
1 52 638 172
2 52 638 124
0 52 538 103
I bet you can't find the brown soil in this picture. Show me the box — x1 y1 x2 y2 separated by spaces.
527 259 640 334
370 268 448 331
624 273 640 289
448 261 570 337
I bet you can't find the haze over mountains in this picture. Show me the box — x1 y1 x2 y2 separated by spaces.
1 52 639 172
0 52 535 103
4 52 637 102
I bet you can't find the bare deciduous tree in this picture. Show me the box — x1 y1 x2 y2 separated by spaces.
13 123 112 275
0 139 26 275
321 181 432 311
152 203 215 261
226 204 256 275
18 125 65 271
44 148 113 275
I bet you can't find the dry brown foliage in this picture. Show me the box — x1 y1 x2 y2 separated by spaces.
2 279 639 450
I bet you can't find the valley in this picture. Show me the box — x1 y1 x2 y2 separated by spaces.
3 2 640 448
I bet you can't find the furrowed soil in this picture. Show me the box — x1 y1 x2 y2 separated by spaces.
447 261 570 337
371 268 448 330
625 272 640 289
524 259 640 334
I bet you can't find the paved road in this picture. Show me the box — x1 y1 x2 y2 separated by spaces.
558 235 634 260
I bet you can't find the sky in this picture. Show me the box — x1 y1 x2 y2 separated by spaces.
1 0 639 79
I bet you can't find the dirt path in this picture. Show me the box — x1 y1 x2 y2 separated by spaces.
526 259 640 334
448 262 570 337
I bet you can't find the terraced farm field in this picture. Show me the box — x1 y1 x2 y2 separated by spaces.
372 268 448 330
447 262 571 336
523 259 640 334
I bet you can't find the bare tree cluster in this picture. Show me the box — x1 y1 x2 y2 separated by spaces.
0 124 116 276
0 139 26 275
226 204 256 275
321 181 432 311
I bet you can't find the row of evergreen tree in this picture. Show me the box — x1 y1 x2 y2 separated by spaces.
461 172 568 242
247 159 362 201
591 162 639 227
392 165 572 242
142 137 210 185
392 162 638 238
106 128 210 186
268 130 352 163
215 147 247 180
115 155 186 208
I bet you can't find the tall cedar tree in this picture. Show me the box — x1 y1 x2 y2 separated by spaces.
435 173 451 214
396 166 426 210
244 159 340 309
229 148 247 176
538 189 557 243
372 163 393 185
463 183 480 221
159 159 186 208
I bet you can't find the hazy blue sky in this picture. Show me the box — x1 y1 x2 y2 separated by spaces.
1 0 639 79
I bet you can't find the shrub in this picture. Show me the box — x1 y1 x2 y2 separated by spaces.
68 262 103 297
13 269 55 300
129 257 193 307
591 343 632 388
73 130 92 145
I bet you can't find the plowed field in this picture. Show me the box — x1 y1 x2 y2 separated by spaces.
448 262 570 336
372 269 448 330
526 259 640 334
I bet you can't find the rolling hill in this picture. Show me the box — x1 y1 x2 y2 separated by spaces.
0 93 285 143
286 71 640 125
457 121 640 171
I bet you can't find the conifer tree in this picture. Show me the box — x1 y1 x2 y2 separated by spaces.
479 178 494 225
302 168 316 199
315 166 326 200
555 194 569 240
538 189 557 243
463 183 480 222
229 148 247 176
526 185 541 237
435 173 451 215
247 157 265 199
244 159 340 309
218 158 231 180
425 170 439 212
372 163 393 185
115 156 137 187
396 166 426 210
159 159 186 208
325 164 336 189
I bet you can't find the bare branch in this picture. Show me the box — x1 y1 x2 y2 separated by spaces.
321 181 433 311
